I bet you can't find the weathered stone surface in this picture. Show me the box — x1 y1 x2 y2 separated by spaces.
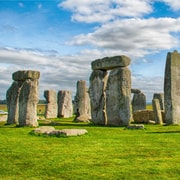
89 70 108 125
6 81 23 124
44 90 58 118
127 124 144 129
13 70 40 81
106 67 131 126
18 79 39 127
133 110 154 123
33 126 55 134
74 80 91 118
152 99 163 124
74 114 91 123
153 93 164 110
131 92 146 112
164 50 180 124
57 90 73 118
91 55 130 70
0 115 7 122
131 89 141 94
33 126 88 136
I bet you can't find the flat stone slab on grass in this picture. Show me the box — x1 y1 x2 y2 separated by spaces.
127 124 145 129
32 126 88 137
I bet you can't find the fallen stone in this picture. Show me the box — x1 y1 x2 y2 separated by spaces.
32 126 88 137
74 114 91 123
127 124 144 129
52 129 88 136
33 126 55 134
133 110 154 123
91 55 130 70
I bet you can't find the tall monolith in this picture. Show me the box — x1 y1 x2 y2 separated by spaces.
58 90 73 118
164 50 180 124
89 70 108 125
6 81 23 124
44 90 57 118
106 67 131 126
74 80 91 119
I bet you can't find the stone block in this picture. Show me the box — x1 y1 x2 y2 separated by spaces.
13 70 40 81
164 50 180 124
91 55 130 70
106 67 131 126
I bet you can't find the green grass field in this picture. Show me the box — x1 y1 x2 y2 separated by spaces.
0 117 179 180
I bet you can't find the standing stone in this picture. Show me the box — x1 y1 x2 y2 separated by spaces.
74 80 91 118
6 70 40 127
106 67 131 126
44 90 57 119
132 92 146 112
6 81 23 124
152 99 163 124
58 90 73 118
153 93 164 110
164 50 180 124
18 79 39 127
89 70 108 125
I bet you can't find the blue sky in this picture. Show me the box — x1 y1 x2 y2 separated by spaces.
0 0 180 102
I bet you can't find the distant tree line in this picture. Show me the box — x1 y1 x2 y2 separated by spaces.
0 99 47 104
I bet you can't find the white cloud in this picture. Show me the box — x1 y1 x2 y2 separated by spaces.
0 48 92 100
161 0 180 11
59 0 153 23
67 17 180 59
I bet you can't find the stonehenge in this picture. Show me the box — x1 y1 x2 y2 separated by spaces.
89 55 132 126
6 70 40 127
4 50 180 127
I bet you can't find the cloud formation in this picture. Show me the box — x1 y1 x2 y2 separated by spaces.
60 0 152 23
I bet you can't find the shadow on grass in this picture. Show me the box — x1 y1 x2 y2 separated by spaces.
38 120 125 128
148 131 180 134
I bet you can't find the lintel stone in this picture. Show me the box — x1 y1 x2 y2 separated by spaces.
13 70 40 81
91 55 130 70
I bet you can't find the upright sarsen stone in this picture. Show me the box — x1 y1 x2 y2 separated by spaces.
153 93 164 110
44 90 57 119
6 81 23 124
58 90 73 118
106 67 131 126
164 50 180 124
18 79 39 127
74 80 91 118
89 70 108 125
132 92 146 112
